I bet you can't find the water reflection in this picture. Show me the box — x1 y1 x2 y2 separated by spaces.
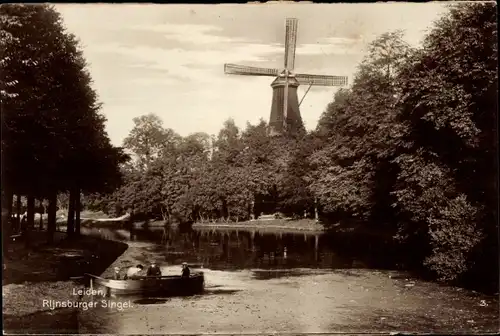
126 225 379 272
80 223 400 273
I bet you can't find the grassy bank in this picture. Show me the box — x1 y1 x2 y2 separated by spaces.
192 218 324 232
2 230 128 334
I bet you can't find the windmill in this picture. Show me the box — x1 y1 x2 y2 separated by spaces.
224 18 348 136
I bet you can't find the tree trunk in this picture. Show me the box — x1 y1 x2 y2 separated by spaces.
3 189 13 240
161 206 169 222
25 195 35 246
4 189 13 218
47 191 57 244
166 205 171 224
39 204 44 230
314 198 319 222
26 195 35 228
67 188 76 238
15 194 21 232
75 188 81 236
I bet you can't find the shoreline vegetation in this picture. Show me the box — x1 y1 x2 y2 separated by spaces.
3 232 127 323
192 221 324 233
74 211 325 232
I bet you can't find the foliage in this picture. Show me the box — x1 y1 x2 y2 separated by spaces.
307 2 497 284
310 29 410 225
98 114 306 223
424 195 482 281
123 113 180 170
391 2 497 281
1 4 128 239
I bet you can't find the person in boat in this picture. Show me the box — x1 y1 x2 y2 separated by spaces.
146 263 162 277
114 267 121 280
181 262 190 278
125 264 144 279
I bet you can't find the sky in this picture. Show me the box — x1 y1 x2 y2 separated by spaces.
55 3 448 147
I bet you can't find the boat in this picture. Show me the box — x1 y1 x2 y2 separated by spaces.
84 272 205 297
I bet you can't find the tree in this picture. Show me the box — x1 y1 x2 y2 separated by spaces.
310 30 411 226
123 114 180 170
162 132 212 223
1 5 64 234
210 119 251 220
365 30 412 80
212 119 244 166
279 133 319 218
1 4 128 241
393 2 497 282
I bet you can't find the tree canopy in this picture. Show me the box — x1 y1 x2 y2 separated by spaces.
1 4 128 240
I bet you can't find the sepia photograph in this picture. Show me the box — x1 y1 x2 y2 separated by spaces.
1 2 498 334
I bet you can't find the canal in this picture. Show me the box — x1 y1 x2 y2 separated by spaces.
78 225 498 334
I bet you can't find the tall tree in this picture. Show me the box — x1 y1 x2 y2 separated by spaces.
1 4 128 241
393 2 497 281
123 113 179 170
310 31 411 226
1 4 72 240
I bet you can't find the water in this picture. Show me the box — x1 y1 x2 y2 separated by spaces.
76 224 498 334
130 226 360 272
119 223 405 272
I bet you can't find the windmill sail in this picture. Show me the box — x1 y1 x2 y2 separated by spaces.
296 73 348 86
224 64 279 77
283 18 298 130
284 18 298 71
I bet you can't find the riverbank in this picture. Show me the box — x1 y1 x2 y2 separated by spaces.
192 218 324 232
2 231 128 334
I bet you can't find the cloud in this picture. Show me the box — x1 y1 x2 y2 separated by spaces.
318 36 363 45
53 3 448 146
298 35 375 56
296 43 358 56
129 23 250 45
91 38 357 89
91 42 286 85
129 77 179 87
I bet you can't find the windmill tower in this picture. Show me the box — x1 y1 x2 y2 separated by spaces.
224 18 348 136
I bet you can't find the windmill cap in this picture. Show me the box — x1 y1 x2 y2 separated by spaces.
182 262 188 265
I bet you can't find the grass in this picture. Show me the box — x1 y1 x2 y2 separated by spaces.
2 280 83 316
79 210 110 219
192 218 324 232
2 230 127 319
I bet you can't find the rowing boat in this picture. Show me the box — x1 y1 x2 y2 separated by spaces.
84 272 205 297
